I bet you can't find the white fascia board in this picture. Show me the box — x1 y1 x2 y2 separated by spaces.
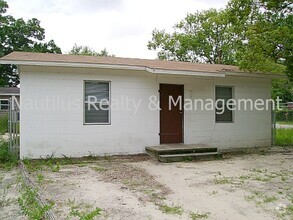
0 60 147 71
145 67 226 77
0 94 19 96
225 72 287 79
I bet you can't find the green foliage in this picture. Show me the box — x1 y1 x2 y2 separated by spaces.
0 141 17 168
0 0 61 86
68 44 114 57
148 9 237 65
18 183 54 220
0 113 8 134
70 207 102 220
148 0 292 79
275 128 293 146
272 79 293 103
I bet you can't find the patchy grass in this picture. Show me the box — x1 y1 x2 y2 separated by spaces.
213 176 234 185
70 207 102 220
158 205 183 215
275 128 293 146
189 211 210 219
91 165 107 172
67 199 102 220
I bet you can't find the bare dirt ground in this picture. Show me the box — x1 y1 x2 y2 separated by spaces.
21 148 293 219
0 169 27 220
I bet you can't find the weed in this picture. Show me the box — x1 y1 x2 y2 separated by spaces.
70 207 102 220
50 162 60 172
159 205 183 215
36 173 44 185
213 176 234 185
189 211 210 219
18 182 54 219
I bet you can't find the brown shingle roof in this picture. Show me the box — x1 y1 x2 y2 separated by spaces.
0 52 241 74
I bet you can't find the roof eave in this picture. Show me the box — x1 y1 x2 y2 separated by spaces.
0 60 226 78
225 71 287 79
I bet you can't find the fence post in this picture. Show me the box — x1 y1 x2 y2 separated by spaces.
271 109 276 146
8 98 13 152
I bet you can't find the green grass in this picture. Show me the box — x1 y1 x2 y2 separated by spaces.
277 121 293 125
275 128 293 146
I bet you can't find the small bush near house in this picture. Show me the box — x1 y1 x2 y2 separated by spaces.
275 129 293 146
0 113 9 135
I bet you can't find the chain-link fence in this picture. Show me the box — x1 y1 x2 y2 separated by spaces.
0 98 20 158
272 103 293 146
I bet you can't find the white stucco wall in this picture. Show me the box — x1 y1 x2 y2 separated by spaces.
19 65 272 158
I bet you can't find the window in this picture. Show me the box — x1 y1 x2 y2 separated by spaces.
0 99 9 110
84 81 110 124
215 86 233 123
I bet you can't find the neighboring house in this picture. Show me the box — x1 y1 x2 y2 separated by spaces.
0 87 20 116
0 52 284 159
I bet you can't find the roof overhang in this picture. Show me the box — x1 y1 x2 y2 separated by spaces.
0 59 226 77
0 59 287 79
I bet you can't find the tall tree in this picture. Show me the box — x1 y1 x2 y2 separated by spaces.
148 9 237 65
68 44 114 57
226 0 293 78
0 0 61 87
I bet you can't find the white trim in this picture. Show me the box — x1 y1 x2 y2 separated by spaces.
225 72 286 79
0 93 19 96
146 68 225 77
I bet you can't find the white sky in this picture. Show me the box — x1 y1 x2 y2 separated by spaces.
6 0 228 59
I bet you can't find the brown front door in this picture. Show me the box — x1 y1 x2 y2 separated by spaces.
160 84 184 144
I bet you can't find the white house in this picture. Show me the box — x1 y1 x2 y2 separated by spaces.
0 52 283 159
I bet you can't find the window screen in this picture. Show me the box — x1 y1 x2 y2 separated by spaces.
84 81 110 124
215 86 233 122
0 100 9 110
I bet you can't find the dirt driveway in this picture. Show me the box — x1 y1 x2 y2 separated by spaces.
23 147 293 220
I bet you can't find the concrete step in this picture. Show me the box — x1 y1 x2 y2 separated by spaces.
145 146 217 156
158 152 222 163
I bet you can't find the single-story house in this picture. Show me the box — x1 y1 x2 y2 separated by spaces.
0 52 284 159
0 87 20 116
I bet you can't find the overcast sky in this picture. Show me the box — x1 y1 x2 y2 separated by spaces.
6 0 228 59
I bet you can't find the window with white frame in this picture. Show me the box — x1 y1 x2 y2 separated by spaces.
84 81 110 124
215 86 233 123
0 99 9 110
